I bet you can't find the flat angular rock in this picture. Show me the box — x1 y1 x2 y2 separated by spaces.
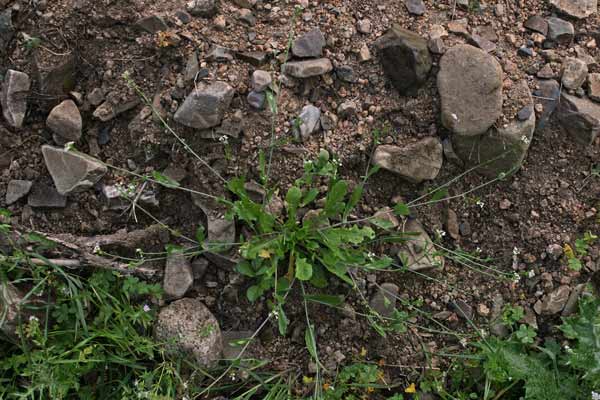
206 45 233 62
247 91 265 109
186 0 217 17
374 25 432 95
405 0 426 15
154 298 223 367
1 69 31 128
5 180 32 205
33 52 76 100
292 28 325 58
163 252 194 300
562 57 588 90
373 137 443 183
293 104 321 140
283 58 333 78
47 100 82 143
438 44 503 136
587 73 600 102
534 285 571 315
468 34 496 53
534 79 561 129
41 145 107 195
369 283 399 318
550 0 597 19
251 70 272 92
547 17 574 43
398 219 444 271
524 15 548 36
174 82 234 129
184 51 200 81
27 183 67 208
136 14 168 33
557 93 600 144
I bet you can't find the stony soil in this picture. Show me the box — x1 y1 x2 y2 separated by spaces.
1 0 600 396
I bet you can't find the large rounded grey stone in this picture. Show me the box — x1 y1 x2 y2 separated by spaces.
154 298 223 367
438 44 503 136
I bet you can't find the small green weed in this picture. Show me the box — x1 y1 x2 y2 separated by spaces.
565 231 598 271
421 294 600 400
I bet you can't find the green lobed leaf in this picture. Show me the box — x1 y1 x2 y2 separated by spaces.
295 257 313 281
324 180 348 217
393 202 410 216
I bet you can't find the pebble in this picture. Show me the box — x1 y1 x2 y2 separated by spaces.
405 0 426 15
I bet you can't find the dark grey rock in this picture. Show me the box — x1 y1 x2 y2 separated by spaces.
534 79 560 129
517 105 533 121
175 10 192 24
27 183 67 208
373 137 443 183
47 100 82 143
247 91 265 109
1 69 31 128
174 81 234 129
235 51 269 66
336 65 357 83
292 28 326 58
163 252 194 300
154 298 222 366
374 24 432 96
369 283 399 318
404 0 426 15
283 58 333 78
191 257 209 280
41 145 107 195
135 14 168 33
33 52 76 100
547 17 574 43
518 47 534 57
524 15 548 36
6 180 32 205
452 300 474 320
469 34 496 53
557 92 600 144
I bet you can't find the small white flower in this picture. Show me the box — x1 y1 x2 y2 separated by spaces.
269 309 279 320
521 135 531 145
218 135 229 144
475 247 482 253
476 200 485 209
451 113 458 121
592 391 600 400
183 381 188 390
513 273 521 283
93 243 101 254
143 304 151 312
512 247 520 256
459 338 468 347
435 229 446 238
528 270 535 278
29 315 38 322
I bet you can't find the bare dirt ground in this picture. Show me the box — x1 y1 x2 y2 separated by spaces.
1 0 600 395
